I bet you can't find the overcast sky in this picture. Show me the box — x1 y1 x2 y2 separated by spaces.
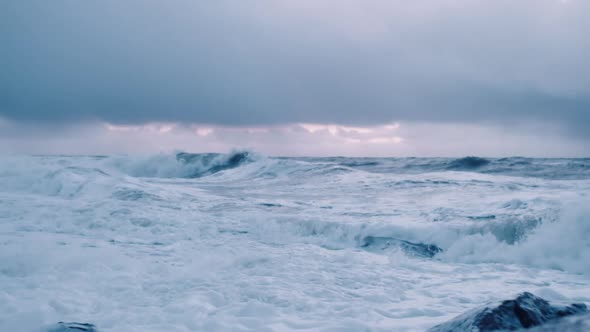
1 0 588 156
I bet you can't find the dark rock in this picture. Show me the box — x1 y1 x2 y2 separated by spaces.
46 322 97 332
428 292 587 332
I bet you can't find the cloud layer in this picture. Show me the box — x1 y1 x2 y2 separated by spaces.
2 1 589 133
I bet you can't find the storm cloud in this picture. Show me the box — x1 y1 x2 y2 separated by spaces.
2 0 589 135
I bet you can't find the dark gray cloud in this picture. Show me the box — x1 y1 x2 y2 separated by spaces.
1 1 589 135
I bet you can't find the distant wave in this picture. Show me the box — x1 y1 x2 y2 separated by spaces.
446 156 491 170
317 156 590 180
176 151 252 178
109 150 256 179
339 161 381 167
97 151 590 180
110 152 363 180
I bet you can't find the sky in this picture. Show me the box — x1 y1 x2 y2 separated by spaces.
1 0 589 156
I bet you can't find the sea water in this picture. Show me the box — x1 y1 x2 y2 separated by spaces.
0 152 589 331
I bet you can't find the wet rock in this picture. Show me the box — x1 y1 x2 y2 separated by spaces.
428 292 587 332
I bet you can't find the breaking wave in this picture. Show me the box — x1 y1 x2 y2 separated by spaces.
109 150 256 178
440 201 590 274
245 197 590 274
101 152 590 180
109 151 362 180
1 152 588 275
175 151 253 178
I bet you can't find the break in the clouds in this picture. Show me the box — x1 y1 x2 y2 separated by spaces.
0 118 587 157
1 0 589 155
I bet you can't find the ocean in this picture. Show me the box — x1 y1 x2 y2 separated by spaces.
1 152 589 331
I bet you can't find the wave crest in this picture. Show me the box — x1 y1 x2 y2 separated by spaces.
440 201 590 274
176 151 252 178
110 150 255 178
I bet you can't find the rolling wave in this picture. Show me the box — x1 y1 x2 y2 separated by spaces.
309 156 590 180
107 150 256 179
440 201 590 274
176 151 253 178
98 152 590 180
446 156 491 170
1 152 588 273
